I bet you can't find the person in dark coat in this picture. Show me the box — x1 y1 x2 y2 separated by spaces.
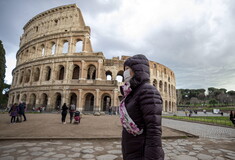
119 54 164 160
18 102 27 122
61 103 68 124
230 110 235 127
9 103 19 123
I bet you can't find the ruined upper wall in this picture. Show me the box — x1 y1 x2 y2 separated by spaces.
20 4 90 48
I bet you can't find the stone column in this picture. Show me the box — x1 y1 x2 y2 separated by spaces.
96 59 103 80
95 89 100 112
79 60 85 80
113 88 119 107
78 89 83 111
68 37 74 54
55 39 60 55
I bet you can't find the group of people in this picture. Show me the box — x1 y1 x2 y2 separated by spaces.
60 103 80 124
8 102 27 123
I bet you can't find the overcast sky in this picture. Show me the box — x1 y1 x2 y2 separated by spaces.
0 0 235 91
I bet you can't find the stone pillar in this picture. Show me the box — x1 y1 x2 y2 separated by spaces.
78 89 83 111
39 65 44 85
113 88 119 107
79 60 85 80
55 39 60 55
96 59 103 80
95 89 100 112
68 37 74 54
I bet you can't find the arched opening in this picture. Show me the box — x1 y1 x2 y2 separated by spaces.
153 79 157 88
41 93 48 109
87 65 96 80
84 93 94 111
169 101 171 112
41 44 45 56
11 95 15 104
101 94 111 111
34 67 40 82
116 70 124 82
75 40 83 52
106 71 112 80
62 41 69 54
69 93 77 107
58 65 65 80
19 71 24 84
159 81 163 92
29 93 36 110
165 100 168 112
45 66 51 81
164 82 167 93
16 94 20 103
25 69 31 83
55 93 62 109
72 65 80 79
51 42 56 55
21 94 27 102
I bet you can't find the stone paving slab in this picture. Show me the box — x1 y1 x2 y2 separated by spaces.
0 113 192 140
0 138 234 160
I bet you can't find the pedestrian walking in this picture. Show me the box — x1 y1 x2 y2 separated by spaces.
108 106 112 115
8 103 19 124
69 104 76 123
18 101 27 122
119 54 164 160
229 110 235 127
61 103 68 124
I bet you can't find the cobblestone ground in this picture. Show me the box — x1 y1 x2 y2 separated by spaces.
0 138 235 160
162 118 235 138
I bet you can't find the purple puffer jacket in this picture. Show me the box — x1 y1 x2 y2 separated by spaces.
121 54 164 160
9 105 19 117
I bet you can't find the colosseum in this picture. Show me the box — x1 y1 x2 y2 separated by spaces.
8 4 177 113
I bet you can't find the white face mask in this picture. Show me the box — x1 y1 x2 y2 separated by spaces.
124 69 132 82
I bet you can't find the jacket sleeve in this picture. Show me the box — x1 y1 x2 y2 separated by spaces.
139 86 164 160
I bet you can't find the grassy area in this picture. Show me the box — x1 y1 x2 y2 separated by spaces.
163 116 234 127
178 107 235 112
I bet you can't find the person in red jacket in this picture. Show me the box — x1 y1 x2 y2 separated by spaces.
119 54 164 160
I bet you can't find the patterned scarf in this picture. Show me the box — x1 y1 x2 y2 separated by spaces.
119 82 143 136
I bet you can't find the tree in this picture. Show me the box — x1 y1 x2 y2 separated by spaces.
0 40 6 106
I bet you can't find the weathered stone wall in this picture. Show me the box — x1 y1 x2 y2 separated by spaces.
8 4 177 113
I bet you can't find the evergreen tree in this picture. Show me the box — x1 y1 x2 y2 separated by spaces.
0 40 6 104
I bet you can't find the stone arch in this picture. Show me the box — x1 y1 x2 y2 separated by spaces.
50 42 56 55
72 65 80 79
84 93 94 111
19 71 24 84
21 94 27 102
24 69 31 83
34 67 40 82
41 44 45 56
62 40 69 54
169 101 171 112
165 100 168 112
116 70 124 82
106 71 112 80
164 82 167 93
29 93 36 110
159 80 163 92
16 94 20 103
58 65 65 80
87 65 96 80
54 92 62 109
40 93 48 109
44 66 51 81
69 92 77 107
101 93 112 111
153 79 157 88
75 39 83 52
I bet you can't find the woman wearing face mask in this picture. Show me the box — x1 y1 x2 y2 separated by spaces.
119 54 164 160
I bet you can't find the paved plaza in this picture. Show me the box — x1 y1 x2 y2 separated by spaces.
0 113 235 160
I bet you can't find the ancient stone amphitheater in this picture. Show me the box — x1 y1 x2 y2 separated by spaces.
8 4 177 113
